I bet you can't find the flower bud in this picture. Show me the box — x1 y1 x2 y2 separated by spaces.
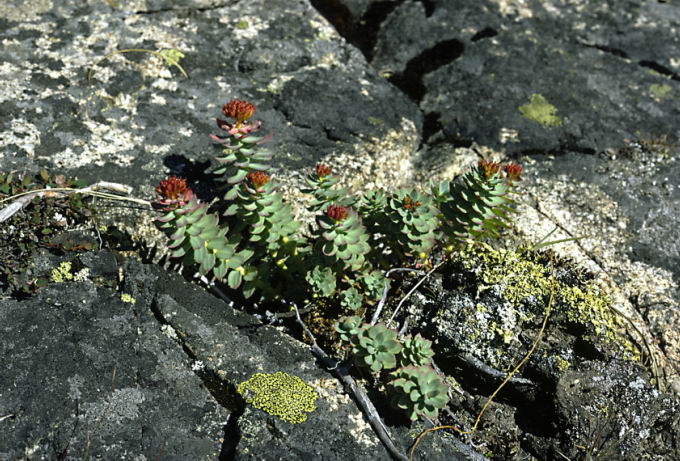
326 204 349 222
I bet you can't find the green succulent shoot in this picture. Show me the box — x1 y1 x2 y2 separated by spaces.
302 164 355 212
305 264 337 297
335 315 362 342
340 286 362 311
384 189 440 259
313 204 371 273
388 365 449 421
397 333 435 368
154 176 253 288
211 99 272 199
351 323 402 372
434 160 521 242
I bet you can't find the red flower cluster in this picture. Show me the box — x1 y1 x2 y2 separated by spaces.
156 176 192 200
326 204 349 222
403 196 421 211
222 99 256 124
213 99 262 137
503 163 522 182
246 171 270 190
155 176 194 208
315 163 332 178
478 160 501 179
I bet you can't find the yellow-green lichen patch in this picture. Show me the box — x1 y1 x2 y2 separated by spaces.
237 372 318 424
120 293 136 304
518 93 563 127
50 261 74 283
649 83 672 100
451 245 637 359
555 356 571 371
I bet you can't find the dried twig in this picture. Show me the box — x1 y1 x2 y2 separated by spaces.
387 261 444 328
291 303 408 461
0 182 151 223
371 268 420 326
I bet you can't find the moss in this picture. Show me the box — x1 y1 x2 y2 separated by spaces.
518 93 563 127
50 261 73 283
237 371 318 424
451 245 638 359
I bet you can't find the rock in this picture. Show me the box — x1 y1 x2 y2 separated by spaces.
0 250 483 459
121 256 480 460
0 0 421 241
321 0 680 152
0 251 230 460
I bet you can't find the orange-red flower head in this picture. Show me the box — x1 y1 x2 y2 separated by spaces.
478 160 501 180
503 163 522 182
403 196 421 211
222 99 256 124
326 204 349 222
246 171 270 190
315 164 332 178
155 176 194 208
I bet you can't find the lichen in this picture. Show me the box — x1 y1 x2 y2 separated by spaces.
518 93 563 127
649 83 672 100
50 261 74 283
451 245 638 359
120 293 136 304
237 371 318 424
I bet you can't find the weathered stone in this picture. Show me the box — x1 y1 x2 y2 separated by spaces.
0 251 229 460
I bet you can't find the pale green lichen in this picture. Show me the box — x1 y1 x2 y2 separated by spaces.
555 356 571 371
649 83 672 100
451 245 638 360
237 372 318 424
519 93 563 127
50 261 74 283
120 293 136 304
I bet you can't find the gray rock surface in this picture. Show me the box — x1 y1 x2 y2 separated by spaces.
0 251 230 460
1 250 479 460
3 0 680 459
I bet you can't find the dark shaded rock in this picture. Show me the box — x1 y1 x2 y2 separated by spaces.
323 0 680 153
550 359 679 460
121 258 479 460
0 252 229 460
1 250 487 459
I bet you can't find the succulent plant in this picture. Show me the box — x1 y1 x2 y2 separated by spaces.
225 173 304 259
434 160 520 242
155 98 523 312
388 365 449 421
312 205 371 273
397 333 435 368
210 99 273 199
302 164 355 213
340 286 362 311
358 269 387 301
305 264 337 297
383 188 440 259
351 323 402 372
154 177 254 289
335 315 362 342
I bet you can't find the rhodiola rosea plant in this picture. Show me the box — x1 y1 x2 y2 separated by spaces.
153 98 523 421
154 98 522 309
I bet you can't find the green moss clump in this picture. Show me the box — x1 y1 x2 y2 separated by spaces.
237 371 318 424
518 93 563 127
